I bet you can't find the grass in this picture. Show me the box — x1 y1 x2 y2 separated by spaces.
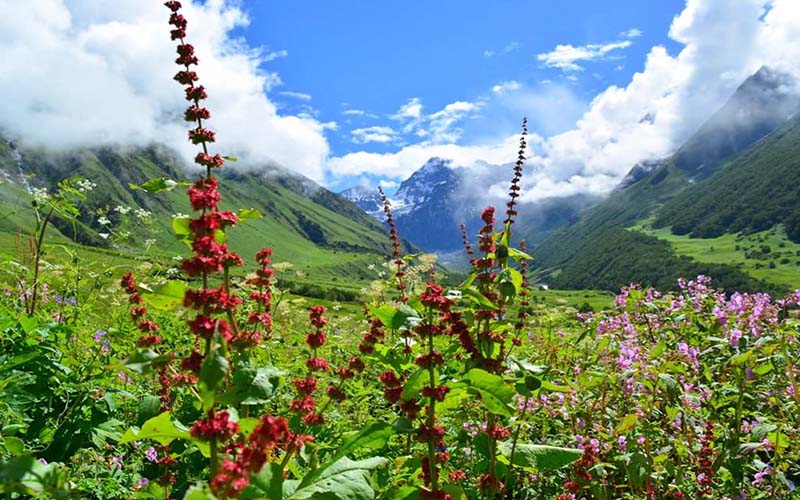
631 222 800 289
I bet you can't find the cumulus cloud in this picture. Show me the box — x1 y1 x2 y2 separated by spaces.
0 0 331 181
330 0 800 205
351 126 397 144
491 81 522 94
537 40 632 72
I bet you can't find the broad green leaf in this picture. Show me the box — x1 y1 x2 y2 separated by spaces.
241 463 283 500
219 363 282 406
200 349 229 409
138 396 163 426
183 484 216 499
238 208 263 221
498 442 582 470
120 412 189 446
462 287 498 310
330 421 393 465
293 457 388 500
141 280 186 311
300 421 394 491
172 216 191 237
463 369 515 417
130 177 186 193
401 369 429 401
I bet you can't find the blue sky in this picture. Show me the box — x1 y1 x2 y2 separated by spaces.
239 0 684 189
4 1 797 199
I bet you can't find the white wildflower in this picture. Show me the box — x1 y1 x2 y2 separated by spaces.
97 216 111 226
114 205 132 215
76 179 97 192
31 188 50 204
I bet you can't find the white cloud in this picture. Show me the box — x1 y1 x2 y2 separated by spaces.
491 81 522 94
279 90 312 101
392 97 423 120
263 49 288 62
620 28 643 38
537 40 632 72
0 0 331 181
328 134 536 179
351 126 397 144
342 109 366 116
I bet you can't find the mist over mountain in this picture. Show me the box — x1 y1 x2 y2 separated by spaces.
533 66 800 293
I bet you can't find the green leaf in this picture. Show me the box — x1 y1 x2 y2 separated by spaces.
0 454 34 483
237 208 263 221
130 177 186 194
219 363 282 406
18 316 38 335
123 350 174 374
462 287 498 310
183 484 217 499
241 463 283 500
120 412 189 446
508 247 533 261
173 216 191 236
401 369 428 401
141 280 186 311
463 369 515 417
200 349 229 410
223 155 239 162
498 442 582 470
615 414 639 434
330 421 393 465
138 396 163 426
91 419 124 448
293 457 388 500
540 380 571 393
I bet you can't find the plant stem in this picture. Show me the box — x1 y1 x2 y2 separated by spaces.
28 206 54 316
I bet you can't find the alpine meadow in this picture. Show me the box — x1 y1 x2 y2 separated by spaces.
1 1 800 499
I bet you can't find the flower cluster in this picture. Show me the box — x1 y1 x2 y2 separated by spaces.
120 272 162 347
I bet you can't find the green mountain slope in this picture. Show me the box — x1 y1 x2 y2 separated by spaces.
0 140 406 292
653 115 800 242
533 67 800 293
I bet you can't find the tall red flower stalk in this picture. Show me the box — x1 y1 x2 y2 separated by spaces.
379 186 407 303
163 0 247 478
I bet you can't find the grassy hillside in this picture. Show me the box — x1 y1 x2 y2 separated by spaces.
633 223 800 289
653 115 800 242
0 141 408 293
